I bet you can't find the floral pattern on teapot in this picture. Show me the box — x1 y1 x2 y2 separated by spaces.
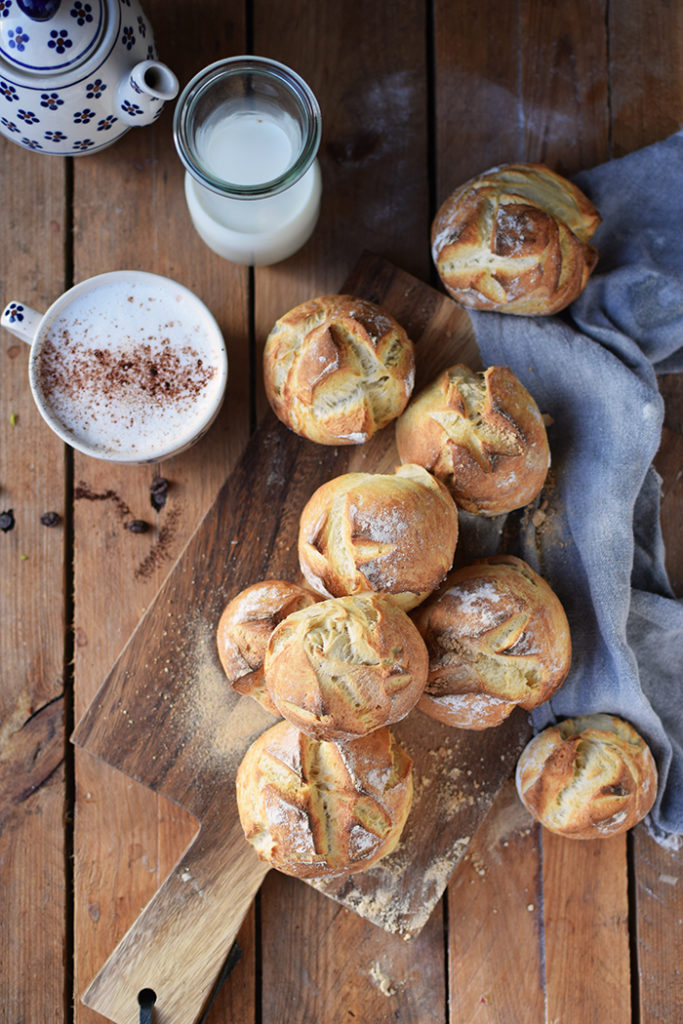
0 0 178 155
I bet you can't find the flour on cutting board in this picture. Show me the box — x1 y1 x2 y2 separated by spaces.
168 607 273 776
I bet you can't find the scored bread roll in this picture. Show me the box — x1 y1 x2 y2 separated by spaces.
515 714 657 838
431 163 601 315
264 593 428 741
298 463 459 610
236 720 414 879
263 294 415 445
414 555 571 729
217 580 319 715
395 363 550 515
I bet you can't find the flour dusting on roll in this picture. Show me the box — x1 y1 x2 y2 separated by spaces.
431 163 600 315
298 463 459 610
415 555 571 729
396 363 550 515
236 720 413 878
264 593 428 741
515 714 657 838
263 294 415 445
217 579 319 714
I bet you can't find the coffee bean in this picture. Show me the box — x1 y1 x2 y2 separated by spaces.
127 519 150 534
40 511 62 527
150 477 169 495
150 476 170 510
0 509 15 532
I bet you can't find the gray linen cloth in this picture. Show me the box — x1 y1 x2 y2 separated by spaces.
464 130 683 839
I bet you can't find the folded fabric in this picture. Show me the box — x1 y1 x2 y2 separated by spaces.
463 131 683 839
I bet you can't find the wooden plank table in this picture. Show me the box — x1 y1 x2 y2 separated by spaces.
1 2 681 1021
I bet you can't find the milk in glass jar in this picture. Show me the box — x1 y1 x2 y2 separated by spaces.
173 57 322 266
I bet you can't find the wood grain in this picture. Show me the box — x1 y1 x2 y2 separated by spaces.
0 139 68 1021
632 825 683 1024
446 780 544 1023
518 0 608 174
433 0 607 190
261 870 447 1023
543 832 631 1022
433 0 524 187
608 0 683 158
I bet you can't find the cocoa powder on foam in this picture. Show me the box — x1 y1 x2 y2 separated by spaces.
38 325 217 416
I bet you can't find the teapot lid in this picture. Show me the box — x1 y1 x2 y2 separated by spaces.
0 0 106 74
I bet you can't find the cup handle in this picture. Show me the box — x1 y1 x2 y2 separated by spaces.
1 302 42 345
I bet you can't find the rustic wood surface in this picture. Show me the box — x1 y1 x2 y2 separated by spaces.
0 2 681 1023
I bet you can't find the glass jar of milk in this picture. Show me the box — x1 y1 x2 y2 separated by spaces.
173 57 322 266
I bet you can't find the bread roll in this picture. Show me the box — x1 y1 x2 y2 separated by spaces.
431 163 600 315
395 363 550 515
298 463 459 610
515 714 657 838
264 593 428 741
236 720 413 879
263 294 415 445
415 555 571 729
217 580 319 714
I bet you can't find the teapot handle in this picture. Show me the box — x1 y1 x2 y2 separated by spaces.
16 0 61 21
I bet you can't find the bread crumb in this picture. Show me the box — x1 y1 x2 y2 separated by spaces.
470 852 486 877
369 963 397 996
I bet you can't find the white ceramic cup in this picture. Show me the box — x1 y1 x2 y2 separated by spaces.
1 271 228 464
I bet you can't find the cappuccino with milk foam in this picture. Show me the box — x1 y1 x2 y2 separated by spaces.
33 277 226 462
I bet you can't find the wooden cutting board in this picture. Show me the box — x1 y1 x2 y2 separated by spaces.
72 252 532 1024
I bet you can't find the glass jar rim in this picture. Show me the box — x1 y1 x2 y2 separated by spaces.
173 56 322 200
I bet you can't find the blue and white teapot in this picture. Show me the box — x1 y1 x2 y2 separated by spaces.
0 0 178 155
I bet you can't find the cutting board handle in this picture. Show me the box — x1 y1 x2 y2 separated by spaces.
81 812 269 1024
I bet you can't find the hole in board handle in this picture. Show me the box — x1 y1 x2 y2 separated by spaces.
138 988 156 1023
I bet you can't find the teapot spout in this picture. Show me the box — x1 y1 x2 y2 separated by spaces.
116 60 179 127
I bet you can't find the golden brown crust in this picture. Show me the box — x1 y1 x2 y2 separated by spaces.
297 463 459 610
395 363 550 515
217 580 319 715
235 721 413 878
414 555 571 729
263 294 415 445
431 163 601 315
264 594 429 741
515 714 658 838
